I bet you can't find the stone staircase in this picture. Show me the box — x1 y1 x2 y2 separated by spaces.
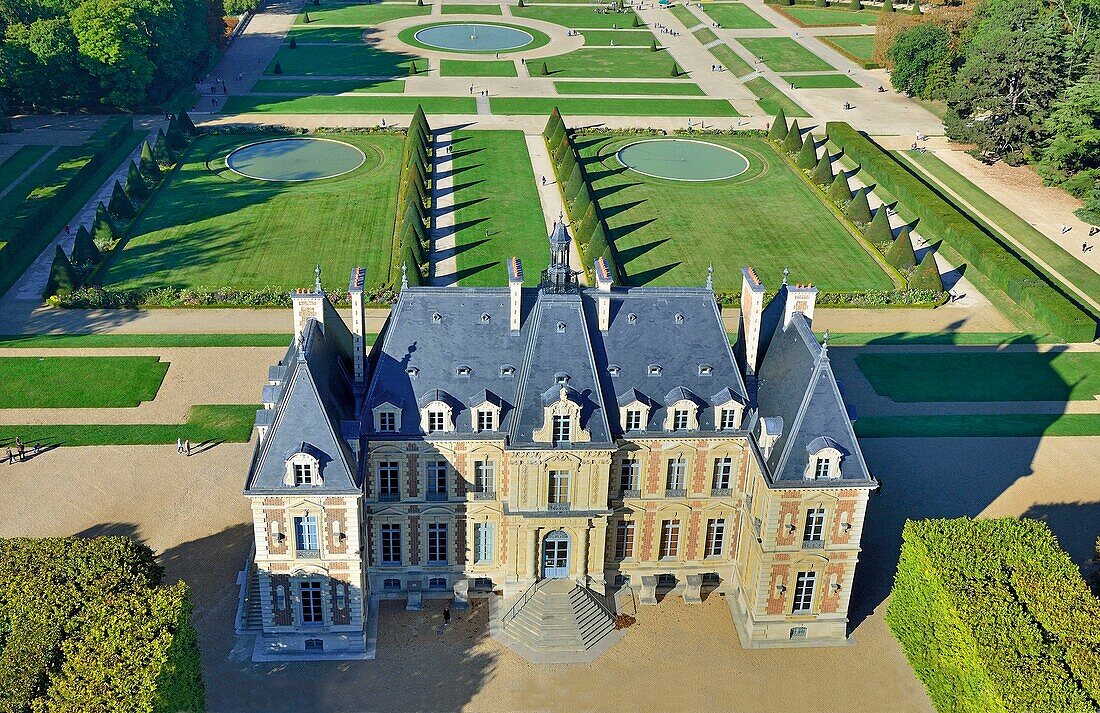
493 579 624 663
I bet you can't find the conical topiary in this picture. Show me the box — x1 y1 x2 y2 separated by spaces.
71 224 101 265
811 154 833 185
126 161 149 202
883 0 894 11
303 11 310 22
846 187 873 223
885 227 917 270
650 38 659 52
909 252 943 291
44 245 78 298
289 36 298 49
540 61 549 76
670 62 681 77
153 129 175 165
796 136 817 169
768 108 788 142
910 0 921 12
781 119 803 154
866 205 893 243
108 180 135 221
139 141 161 180
850 0 862 8
273 60 283 74
828 171 852 202
632 14 642 27
177 110 197 136
92 202 117 249
166 115 186 150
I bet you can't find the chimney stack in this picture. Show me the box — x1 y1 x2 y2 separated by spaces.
783 283 818 329
508 257 523 331
740 267 766 376
348 266 366 384
594 257 613 331
291 267 326 340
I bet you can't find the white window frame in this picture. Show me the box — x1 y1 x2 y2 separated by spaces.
427 460 448 496
552 415 572 444
473 460 496 494
615 519 635 559
427 522 449 565
378 461 400 498
659 519 681 559
428 410 445 433
293 462 314 486
380 523 402 565
619 458 639 492
705 518 726 558
300 580 324 625
804 508 826 542
378 410 397 433
719 408 738 431
477 409 496 432
712 457 733 490
666 457 686 491
548 470 570 504
793 571 816 613
672 409 690 431
474 522 495 563
626 409 643 431
294 514 318 552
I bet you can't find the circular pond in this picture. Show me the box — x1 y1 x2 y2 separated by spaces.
413 22 534 52
225 137 365 182
615 139 750 182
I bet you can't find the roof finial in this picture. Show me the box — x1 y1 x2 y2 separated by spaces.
401 262 408 290
706 264 714 290
821 330 830 358
782 266 789 286
314 264 322 293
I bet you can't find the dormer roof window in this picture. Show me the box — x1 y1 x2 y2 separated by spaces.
480 312 491 323
648 364 662 377
627 313 637 324
674 313 684 324
556 321 567 333
500 365 515 378
699 364 713 376
456 365 472 377
283 444 324 487
406 366 419 378
805 437 844 480
431 312 442 324
608 365 621 376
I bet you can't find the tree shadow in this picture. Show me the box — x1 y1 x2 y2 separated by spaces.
452 238 491 257
600 198 646 221
615 237 668 263
451 262 498 283
626 262 680 285
608 217 657 241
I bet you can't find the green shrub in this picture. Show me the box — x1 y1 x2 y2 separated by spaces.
882 0 894 10
827 121 1097 342
564 162 585 204
44 245 78 298
540 62 549 76
816 0 828 6
633 14 642 26
845 187 872 223
71 225 101 265
908 251 943 290
108 180 135 221
91 202 117 249
910 0 921 13
886 518 1100 712
126 160 149 202
165 115 187 150
289 36 298 49
651 38 659 51
670 62 681 77
781 119 803 153
768 110 788 142
850 0 862 8
884 226 916 269
274 60 284 73
811 154 833 185
584 223 610 263
177 110 198 137
827 171 852 202
866 205 893 243
139 141 161 181
795 136 817 169
153 129 175 165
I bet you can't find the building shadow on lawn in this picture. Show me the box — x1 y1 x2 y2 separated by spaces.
625 262 680 286
438 179 484 200
607 217 657 242
615 237 668 263
438 197 489 217
599 198 646 222
452 262 499 284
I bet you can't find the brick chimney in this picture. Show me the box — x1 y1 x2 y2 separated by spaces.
783 282 818 329
291 265 325 339
740 267 766 376
594 256 613 331
508 257 523 331
348 266 366 385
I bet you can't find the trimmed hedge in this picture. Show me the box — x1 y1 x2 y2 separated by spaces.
0 537 205 712
887 518 1100 711
826 122 1097 341
394 105 432 286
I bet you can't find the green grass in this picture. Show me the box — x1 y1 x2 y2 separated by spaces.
577 135 892 290
554 80 706 96
854 414 1100 438
266 44 422 76
821 332 1058 346
294 2 430 25
582 30 656 46
490 96 738 115
250 78 407 93
224 95 477 113
744 76 809 117
693 26 719 44
284 26 370 43
441 3 503 13
0 333 301 348
737 36 836 72
0 146 52 194
700 3 773 29
439 59 518 77
669 3 701 27
781 73 860 89
0 356 168 408
0 404 259 447
855 352 1100 402
511 5 642 28
893 149 1100 312
540 48 689 78
707 43 754 78
448 130 547 286
780 5 881 26
820 34 877 66
99 133 403 292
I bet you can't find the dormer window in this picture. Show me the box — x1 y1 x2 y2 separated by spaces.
663 396 699 432
674 313 684 324
284 449 323 487
432 313 442 324
480 312 491 323
672 409 690 431
555 372 570 385
420 396 455 434
500 365 515 377
406 367 419 378
556 321 567 333
626 408 643 431
699 364 713 376
719 408 738 431
805 437 844 479
814 457 832 479
428 410 445 433
552 415 571 444
477 410 496 432
294 462 315 485
648 364 662 377
627 313 637 324
379 411 397 433
456 365 472 377
608 365 621 376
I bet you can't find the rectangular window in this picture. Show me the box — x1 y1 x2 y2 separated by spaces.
666 458 686 491
428 410 445 433
712 457 733 490
815 458 831 479
659 520 680 559
293 463 313 486
619 458 639 492
477 410 495 432
705 518 726 558
474 460 496 493
625 409 643 431
379 411 396 432
301 580 323 624
552 415 572 444
673 409 689 431
294 515 318 552
427 523 448 565
378 461 399 498
615 520 635 559
804 508 826 542
380 524 401 565
427 460 447 496
548 470 570 505
720 408 738 430
474 522 495 563
793 571 817 613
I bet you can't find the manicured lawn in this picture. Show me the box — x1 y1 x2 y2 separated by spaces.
693 26 719 44
821 332 1058 346
440 59 518 77
855 414 1100 438
0 405 259 446
250 78 407 93
744 76 809 117
0 146 51 194
707 43 754 77
554 80 706 96
285 26 369 43
781 6 881 26
223 95 477 113
490 96 738 115
820 34 876 63
0 356 168 408
893 149 1100 311
99 133 403 291
441 3 503 13
511 5 642 29
266 45 422 76
669 4 700 27
582 30 656 46
0 333 300 348
294 2 430 24
577 135 892 290
737 36 836 72
447 130 547 286
855 352 1100 402
540 48 688 78
700 3 773 29
781 73 860 89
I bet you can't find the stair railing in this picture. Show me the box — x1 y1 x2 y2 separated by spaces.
502 577 545 628
579 575 617 621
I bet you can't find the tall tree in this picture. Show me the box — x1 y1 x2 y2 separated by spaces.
1040 73 1100 182
888 22 953 99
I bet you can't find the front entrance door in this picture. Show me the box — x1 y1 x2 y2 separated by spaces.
542 530 570 578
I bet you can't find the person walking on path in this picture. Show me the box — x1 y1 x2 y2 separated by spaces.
16 441 25 463
184 439 191 457
177 437 184 454
443 606 451 628
6 448 13 465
